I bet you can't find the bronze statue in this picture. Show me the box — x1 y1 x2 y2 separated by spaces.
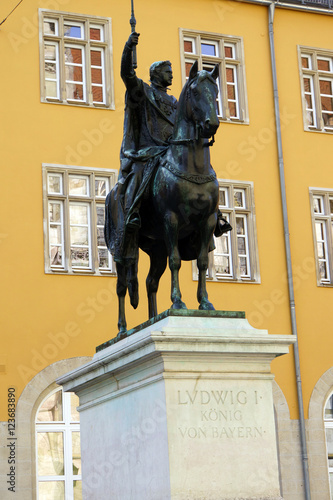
105 31 231 335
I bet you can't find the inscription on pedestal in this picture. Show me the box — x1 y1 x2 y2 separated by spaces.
176 388 266 441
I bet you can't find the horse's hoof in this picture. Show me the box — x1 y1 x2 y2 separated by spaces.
171 299 187 310
199 300 215 311
117 328 127 339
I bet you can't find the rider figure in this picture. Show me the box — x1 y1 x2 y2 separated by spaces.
119 31 178 230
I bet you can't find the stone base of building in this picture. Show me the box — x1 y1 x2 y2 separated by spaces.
57 310 295 500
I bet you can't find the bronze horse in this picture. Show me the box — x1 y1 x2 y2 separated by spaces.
105 61 220 334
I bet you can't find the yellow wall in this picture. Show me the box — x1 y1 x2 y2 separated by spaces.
0 0 332 421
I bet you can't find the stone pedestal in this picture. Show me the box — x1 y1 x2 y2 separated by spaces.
57 310 295 500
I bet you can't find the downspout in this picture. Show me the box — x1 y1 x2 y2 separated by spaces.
268 3 311 499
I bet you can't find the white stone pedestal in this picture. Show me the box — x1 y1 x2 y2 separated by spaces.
57 310 295 500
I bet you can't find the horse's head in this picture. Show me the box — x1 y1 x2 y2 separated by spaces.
186 61 220 140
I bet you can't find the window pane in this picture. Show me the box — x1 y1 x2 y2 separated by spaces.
45 44 56 61
219 189 228 206
227 85 236 100
225 45 234 58
304 77 311 93
214 255 230 274
91 50 102 66
48 175 62 194
184 40 194 53
234 190 245 208
92 86 104 103
50 225 62 245
70 205 88 224
330 198 333 215
226 68 235 83
185 62 193 78
319 260 328 280
321 96 333 111
238 237 246 254
50 246 63 266
97 226 105 246
69 177 89 196
45 62 57 79
239 256 248 275
315 221 325 241
96 205 105 225
65 47 83 65
236 217 245 235
38 481 64 500
90 27 101 41
66 65 83 83
201 42 216 57
320 80 332 95
317 241 326 259
70 226 89 246
95 178 108 197
325 394 333 419
326 428 333 456
71 393 80 422
71 248 90 267
314 197 323 214
301 56 309 69
73 481 82 500
98 248 109 268
38 432 64 475
44 20 57 36
66 83 84 101
318 58 330 71
91 68 102 84
37 391 63 422
72 431 81 475
64 24 83 39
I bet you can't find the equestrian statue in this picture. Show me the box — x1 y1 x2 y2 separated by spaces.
104 31 231 335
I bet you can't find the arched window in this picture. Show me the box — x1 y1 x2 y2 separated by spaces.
324 392 333 498
35 387 82 499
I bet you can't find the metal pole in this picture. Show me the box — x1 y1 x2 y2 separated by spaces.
268 4 311 499
130 0 137 69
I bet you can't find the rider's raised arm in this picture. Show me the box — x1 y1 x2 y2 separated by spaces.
121 32 141 93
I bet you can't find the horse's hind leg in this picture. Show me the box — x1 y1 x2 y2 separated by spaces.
116 263 127 334
164 212 187 310
146 244 168 319
197 214 216 310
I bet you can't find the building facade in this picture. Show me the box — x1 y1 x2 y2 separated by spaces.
0 0 333 498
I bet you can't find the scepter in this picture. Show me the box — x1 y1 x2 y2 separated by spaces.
130 0 137 69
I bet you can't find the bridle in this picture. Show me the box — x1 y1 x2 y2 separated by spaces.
169 73 218 148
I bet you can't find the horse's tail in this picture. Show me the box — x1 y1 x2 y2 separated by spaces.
104 191 113 254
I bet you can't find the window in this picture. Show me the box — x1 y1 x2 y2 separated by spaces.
324 393 333 498
193 180 259 282
36 388 81 500
180 29 248 123
299 47 333 132
310 188 333 285
43 164 117 275
39 10 114 108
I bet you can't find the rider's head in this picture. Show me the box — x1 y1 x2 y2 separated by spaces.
150 61 173 89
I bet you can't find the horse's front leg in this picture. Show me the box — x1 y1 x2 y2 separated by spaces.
164 212 187 310
197 213 216 310
146 245 168 318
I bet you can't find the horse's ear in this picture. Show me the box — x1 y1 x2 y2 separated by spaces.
189 60 198 81
211 64 219 81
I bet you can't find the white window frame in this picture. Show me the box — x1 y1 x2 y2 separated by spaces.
35 387 81 500
299 46 333 132
180 29 249 124
192 180 260 283
309 188 333 285
43 164 117 276
39 9 114 109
